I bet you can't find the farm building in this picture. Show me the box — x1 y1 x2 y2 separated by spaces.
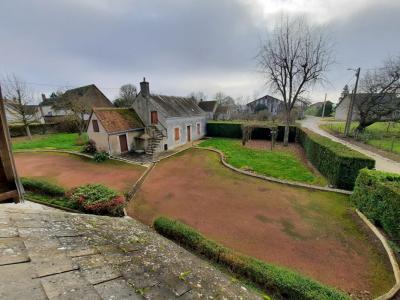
87 108 145 155
335 93 400 121
0 97 22 203
40 84 113 123
247 95 284 115
198 100 218 120
4 99 44 124
132 79 206 155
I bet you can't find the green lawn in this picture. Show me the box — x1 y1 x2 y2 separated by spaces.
321 121 400 155
198 138 326 185
12 133 88 151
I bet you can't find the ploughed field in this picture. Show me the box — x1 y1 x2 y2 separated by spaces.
127 148 394 298
15 152 146 192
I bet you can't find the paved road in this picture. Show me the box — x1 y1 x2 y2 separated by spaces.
299 116 400 174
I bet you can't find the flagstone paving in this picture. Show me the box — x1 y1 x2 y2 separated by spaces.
0 203 261 300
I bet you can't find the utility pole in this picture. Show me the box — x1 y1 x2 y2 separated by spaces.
344 67 361 137
321 93 327 118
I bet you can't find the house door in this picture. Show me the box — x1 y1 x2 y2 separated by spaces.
187 126 191 142
119 135 128 153
151 111 158 124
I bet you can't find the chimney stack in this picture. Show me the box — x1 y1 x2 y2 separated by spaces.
140 77 150 98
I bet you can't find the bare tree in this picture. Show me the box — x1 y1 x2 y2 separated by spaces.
257 17 333 145
2 75 39 139
215 92 235 105
189 91 207 103
114 84 137 107
355 56 400 132
53 94 91 136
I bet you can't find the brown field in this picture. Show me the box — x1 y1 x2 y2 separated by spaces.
127 148 394 298
15 152 146 192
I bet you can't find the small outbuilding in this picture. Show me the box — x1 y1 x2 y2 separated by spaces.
87 108 145 155
198 100 218 120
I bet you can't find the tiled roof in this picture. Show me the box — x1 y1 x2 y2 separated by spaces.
149 94 205 118
93 108 144 134
198 101 218 112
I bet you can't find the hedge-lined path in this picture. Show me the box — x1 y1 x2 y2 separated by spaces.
300 116 400 174
0 202 260 299
14 152 147 193
127 148 395 298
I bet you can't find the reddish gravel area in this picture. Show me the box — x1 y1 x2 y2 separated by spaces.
15 152 146 192
127 148 394 298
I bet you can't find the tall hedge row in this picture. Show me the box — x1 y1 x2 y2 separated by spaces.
154 217 349 300
297 128 375 190
9 123 59 137
351 169 400 240
206 122 297 142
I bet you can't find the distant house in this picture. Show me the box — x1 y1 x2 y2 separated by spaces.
247 95 284 115
40 84 113 123
132 79 206 155
4 99 44 124
335 94 400 121
214 104 235 120
198 100 218 120
0 99 22 203
87 108 145 155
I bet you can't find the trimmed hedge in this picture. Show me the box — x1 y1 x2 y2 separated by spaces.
21 177 65 197
297 128 375 190
206 122 297 142
154 217 349 300
351 169 400 240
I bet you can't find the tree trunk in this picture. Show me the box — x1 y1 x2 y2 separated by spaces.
283 111 290 146
25 125 32 139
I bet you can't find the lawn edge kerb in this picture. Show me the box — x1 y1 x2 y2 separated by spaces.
153 216 350 300
195 146 351 195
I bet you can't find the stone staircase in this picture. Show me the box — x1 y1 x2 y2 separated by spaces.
145 125 166 156
0 203 261 300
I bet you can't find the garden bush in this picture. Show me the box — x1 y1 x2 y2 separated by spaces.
68 184 125 216
297 128 375 190
83 139 97 154
154 217 349 300
351 169 400 240
93 151 109 162
206 122 297 142
9 123 59 137
21 177 65 197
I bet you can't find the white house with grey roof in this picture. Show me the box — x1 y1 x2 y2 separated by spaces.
132 78 206 155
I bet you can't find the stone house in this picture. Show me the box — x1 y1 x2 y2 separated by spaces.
0 98 22 203
4 99 44 124
40 84 113 123
87 108 145 155
247 95 284 115
198 100 218 120
132 79 206 155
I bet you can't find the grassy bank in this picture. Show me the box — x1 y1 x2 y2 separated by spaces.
12 133 88 151
198 138 326 185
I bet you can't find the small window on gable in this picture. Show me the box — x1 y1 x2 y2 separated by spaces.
92 120 99 132
197 123 201 135
174 127 180 141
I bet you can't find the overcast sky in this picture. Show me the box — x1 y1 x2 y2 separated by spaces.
1 0 400 104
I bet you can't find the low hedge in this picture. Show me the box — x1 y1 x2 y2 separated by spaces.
297 128 375 190
206 122 297 142
9 123 60 137
154 217 349 300
21 177 65 197
351 169 400 240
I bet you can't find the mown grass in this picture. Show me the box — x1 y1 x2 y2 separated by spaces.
12 133 88 151
198 138 326 185
26 192 78 210
321 121 400 155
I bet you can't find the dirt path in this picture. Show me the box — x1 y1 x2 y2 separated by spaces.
299 116 400 174
127 149 394 298
15 152 146 192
